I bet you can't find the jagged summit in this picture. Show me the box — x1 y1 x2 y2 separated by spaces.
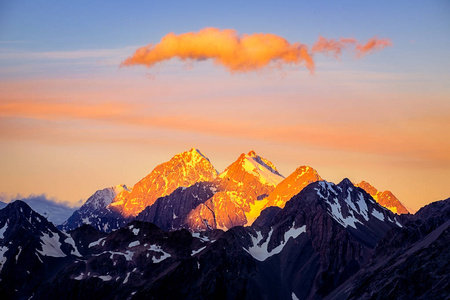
219 151 284 187
189 147 210 161
355 180 409 214
263 165 323 209
110 148 218 217
186 151 285 230
338 178 353 188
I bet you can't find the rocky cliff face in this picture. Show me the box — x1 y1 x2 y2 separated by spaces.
355 181 409 214
186 151 285 231
110 148 218 217
136 182 217 231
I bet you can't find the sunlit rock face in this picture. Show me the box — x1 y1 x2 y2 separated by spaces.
356 181 409 214
110 148 218 217
187 151 285 230
263 165 323 210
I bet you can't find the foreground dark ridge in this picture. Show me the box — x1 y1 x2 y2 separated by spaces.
1 179 447 299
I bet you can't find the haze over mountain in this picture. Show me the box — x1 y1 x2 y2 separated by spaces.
0 195 77 225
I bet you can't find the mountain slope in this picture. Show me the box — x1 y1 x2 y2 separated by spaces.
2 186 447 300
34 221 223 300
59 185 130 232
111 148 218 217
355 181 409 214
136 182 217 231
186 151 285 230
0 201 80 298
132 179 403 299
327 198 450 300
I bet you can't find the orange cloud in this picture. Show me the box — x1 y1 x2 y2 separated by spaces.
121 27 314 72
311 36 357 57
122 28 392 73
312 36 392 58
355 37 392 57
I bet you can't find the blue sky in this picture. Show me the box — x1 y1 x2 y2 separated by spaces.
0 0 449 211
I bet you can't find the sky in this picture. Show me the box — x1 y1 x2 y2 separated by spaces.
0 0 449 211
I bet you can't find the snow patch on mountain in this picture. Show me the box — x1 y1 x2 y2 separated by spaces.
241 153 284 186
326 197 362 229
128 241 140 248
99 275 112 281
89 237 106 248
0 222 7 239
0 246 8 272
63 233 81 256
147 244 171 263
191 246 206 256
245 224 306 261
37 232 66 257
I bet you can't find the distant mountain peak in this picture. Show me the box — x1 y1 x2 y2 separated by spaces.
110 148 218 217
338 178 353 188
263 165 323 209
247 150 257 157
308 180 403 230
246 150 281 174
59 185 131 232
222 151 284 187
189 147 208 159
355 181 409 214
113 184 130 194
187 151 285 231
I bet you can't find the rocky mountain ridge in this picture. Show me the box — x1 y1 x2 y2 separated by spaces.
61 148 411 234
0 181 447 299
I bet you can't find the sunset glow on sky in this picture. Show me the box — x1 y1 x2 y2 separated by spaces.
0 1 449 211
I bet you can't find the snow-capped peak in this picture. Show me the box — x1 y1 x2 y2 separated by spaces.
313 180 403 229
241 151 284 186
85 186 123 210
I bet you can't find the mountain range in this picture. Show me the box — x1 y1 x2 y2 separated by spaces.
60 148 410 233
0 184 447 299
1 148 446 299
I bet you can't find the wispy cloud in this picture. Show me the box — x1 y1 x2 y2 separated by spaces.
1 98 448 167
0 192 81 208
